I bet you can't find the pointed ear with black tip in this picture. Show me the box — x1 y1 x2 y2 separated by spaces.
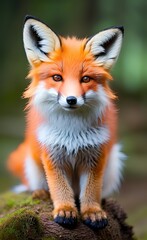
23 16 61 65
85 27 124 69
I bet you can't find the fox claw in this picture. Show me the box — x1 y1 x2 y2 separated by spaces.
82 207 108 230
83 217 108 230
54 208 78 228
54 215 77 228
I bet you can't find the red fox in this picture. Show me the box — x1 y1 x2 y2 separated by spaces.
7 15 124 229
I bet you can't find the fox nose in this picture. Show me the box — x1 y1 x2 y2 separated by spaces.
66 96 77 105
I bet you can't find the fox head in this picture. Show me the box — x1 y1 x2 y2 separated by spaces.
23 16 124 117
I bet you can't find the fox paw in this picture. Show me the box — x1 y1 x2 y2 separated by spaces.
54 207 78 228
32 189 50 200
82 209 108 230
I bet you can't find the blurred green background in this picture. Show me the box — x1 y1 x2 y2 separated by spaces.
0 1 147 239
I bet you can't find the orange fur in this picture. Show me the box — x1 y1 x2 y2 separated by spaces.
7 142 28 185
7 18 124 229
8 39 115 201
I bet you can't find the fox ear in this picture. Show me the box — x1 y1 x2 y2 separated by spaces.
23 16 61 65
85 27 124 69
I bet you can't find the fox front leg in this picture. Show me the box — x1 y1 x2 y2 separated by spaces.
42 152 78 228
80 161 108 229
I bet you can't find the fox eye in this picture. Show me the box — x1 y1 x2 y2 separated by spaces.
52 75 62 82
81 76 91 83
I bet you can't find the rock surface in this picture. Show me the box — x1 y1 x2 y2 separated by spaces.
0 191 135 240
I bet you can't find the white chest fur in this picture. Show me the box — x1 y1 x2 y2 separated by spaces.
37 111 110 168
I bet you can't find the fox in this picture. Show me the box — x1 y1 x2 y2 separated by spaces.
7 15 125 229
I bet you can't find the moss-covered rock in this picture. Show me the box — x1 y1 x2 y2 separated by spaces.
0 191 135 240
0 208 42 240
0 192 44 240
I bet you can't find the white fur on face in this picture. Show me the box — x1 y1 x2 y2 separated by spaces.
32 81 110 119
32 81 110 165
32 81 59 115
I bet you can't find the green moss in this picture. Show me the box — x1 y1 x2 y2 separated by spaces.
0 192 40 214
5 198 16 208
0 208 42 240
18 196 40 207
0 191 55 239
0 208 25 225
0 192 43 239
